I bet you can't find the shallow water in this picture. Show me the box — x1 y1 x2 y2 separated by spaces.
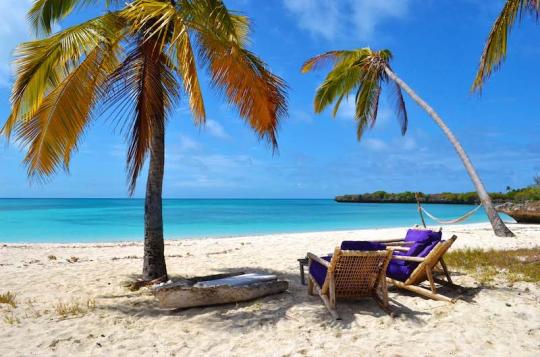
0 198 509 243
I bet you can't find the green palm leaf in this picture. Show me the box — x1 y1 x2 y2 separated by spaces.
472 0 539 91
302 48 407 140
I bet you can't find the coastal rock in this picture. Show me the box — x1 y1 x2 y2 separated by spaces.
496 201 540 224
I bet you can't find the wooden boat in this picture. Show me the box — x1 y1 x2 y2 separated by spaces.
152 272 289 309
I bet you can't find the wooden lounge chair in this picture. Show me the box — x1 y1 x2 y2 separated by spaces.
307 242 392 319
385 235 458 302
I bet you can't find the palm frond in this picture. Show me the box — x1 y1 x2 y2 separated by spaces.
472 0 539 91
303 47 408 141
103 38 179 193
28 0 120 35
388 73 408 135
197 34 287 148
180 0 249 45
13 41 121 179
354 79 381 140
301 51 352 73
121 0 177 49
171 23 205 124
3 13 124 139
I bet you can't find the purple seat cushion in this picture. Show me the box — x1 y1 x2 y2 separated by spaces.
402 229 442 257
418 240 440 258
340 241 386 251
387 240 441 281
405 229 442 243
386 261 414 282
309 255 332 287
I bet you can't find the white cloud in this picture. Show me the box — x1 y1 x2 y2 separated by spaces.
282 0 411 41
178 134 200 151
0 0 33 87
282 0 340 40
290 109 314 123
205 119 230 139
362 138 388 152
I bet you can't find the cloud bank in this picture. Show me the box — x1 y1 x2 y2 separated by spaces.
282 0 411 41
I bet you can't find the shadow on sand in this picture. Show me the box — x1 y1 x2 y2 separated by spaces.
95 267 485 329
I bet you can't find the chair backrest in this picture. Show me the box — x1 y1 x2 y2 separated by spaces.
322 248 392 298
405 235 457 285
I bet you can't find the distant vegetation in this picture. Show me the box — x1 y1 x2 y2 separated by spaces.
336 179 540 204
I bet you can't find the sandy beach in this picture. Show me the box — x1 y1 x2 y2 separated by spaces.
1 223 539 356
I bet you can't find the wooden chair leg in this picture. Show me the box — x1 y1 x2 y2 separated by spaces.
319 293 340 320
439 258 453 285
425 266 437 293
307 277 314 296
328 276 336 309
390 279 453 302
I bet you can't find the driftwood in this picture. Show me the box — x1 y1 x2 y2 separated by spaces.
153 272 288 309
129 275 168 291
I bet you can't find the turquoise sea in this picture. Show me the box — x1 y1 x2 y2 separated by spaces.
0 199 509 243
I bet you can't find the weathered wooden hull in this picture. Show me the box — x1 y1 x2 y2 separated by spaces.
497 201 540 224
153 273 289 309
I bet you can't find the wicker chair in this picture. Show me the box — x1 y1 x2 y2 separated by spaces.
307 242 392 320
383 235 458 302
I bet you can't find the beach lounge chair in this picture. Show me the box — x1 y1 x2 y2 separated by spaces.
307 241 392 319
381 229 458 302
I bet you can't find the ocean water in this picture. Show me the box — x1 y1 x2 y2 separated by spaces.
0 199 509 243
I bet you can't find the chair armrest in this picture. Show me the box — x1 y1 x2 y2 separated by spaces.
389 247 409 252
307 252 330 268
391 255 425 263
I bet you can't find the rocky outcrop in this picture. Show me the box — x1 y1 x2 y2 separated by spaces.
496 201 540 224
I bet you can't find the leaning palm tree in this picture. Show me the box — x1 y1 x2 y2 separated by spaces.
2 0 287 280
472 0 539 91
302 48 514 237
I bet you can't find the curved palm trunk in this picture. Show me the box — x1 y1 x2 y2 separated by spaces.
384 67 514 237
143 117 168 280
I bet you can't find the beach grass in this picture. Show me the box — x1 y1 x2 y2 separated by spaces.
0 291 17 308
2 311 20 325
445 248 540 284
54 298 95 319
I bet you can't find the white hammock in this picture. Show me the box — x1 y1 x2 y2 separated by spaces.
420 205 482 225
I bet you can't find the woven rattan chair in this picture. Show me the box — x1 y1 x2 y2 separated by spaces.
385 235 458 302
307 242 392 320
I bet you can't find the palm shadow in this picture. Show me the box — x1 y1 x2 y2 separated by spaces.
95 266 442 329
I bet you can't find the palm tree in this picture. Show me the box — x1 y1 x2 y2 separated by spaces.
473 0 539 91
2 0 287 280
302 48 514 237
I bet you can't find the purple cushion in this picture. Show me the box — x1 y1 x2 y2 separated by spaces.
418 240 440 258
386 261 414 282
340 241 386 251
404 229 441 244
387 241 441 281
309 255 332 287
402 229 442 257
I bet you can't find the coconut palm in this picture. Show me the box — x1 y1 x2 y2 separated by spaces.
472 0 539 91
302 48 514 237
2 0 287 280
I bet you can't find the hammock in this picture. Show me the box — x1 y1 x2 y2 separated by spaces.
420 205 482 225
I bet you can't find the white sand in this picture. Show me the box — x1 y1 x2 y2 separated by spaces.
1 223 539 356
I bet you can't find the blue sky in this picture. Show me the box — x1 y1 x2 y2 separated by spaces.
0 0 538 198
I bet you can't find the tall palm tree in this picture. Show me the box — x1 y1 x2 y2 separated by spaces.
2 0 287 280
302 48 514 237
473 0 539 91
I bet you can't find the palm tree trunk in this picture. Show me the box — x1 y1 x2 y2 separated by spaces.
384 67 514 237
142 117 168 280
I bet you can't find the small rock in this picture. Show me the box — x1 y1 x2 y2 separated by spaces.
505 303 511 307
